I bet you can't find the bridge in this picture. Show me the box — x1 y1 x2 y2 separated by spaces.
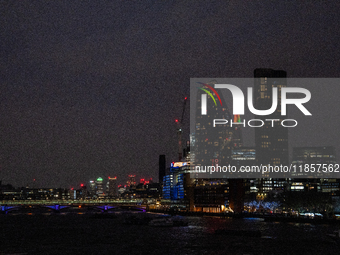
0 199 147 214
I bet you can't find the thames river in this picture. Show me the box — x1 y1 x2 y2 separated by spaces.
1 211 339 255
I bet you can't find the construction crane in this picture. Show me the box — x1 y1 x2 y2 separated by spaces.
175 97 188 162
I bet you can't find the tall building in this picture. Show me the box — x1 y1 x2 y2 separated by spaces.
292 146 336 165
162 162 194 210
108 177 118 198
194 80 235 168
193 80 246 212
194 179 229 213
290 146 338 193
231 147 258 202
96 177 104 198
89 180 96 198
254 69 288 194
127 175 136 188
254 68 289 166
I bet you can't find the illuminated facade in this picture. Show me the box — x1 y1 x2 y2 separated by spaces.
194 80 235 167
292 146 336 165
254 69 288 194
0 187 70 200
254 68 288 166
193 179 229 213
231 147 256 165
162 162 193 209
231 147 258 202
95 177 104 198
290 146 339 194
127 175 136 188
193 80 246 213
89 180 96 198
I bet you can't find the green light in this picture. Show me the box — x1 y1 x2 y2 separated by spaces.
97 177 103 181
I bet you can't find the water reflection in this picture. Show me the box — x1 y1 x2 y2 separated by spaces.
0 213 339 254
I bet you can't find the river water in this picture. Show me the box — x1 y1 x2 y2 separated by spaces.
1 212 339 255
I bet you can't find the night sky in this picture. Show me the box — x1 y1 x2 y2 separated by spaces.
1 1 340 188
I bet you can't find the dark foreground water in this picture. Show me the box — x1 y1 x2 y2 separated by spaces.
1 212 340 255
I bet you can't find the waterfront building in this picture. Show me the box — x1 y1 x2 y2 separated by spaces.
193 179 229 213
231 147 258 204
162 162 194 210
290 146 338 194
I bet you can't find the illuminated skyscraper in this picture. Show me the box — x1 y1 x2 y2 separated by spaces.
290 146 338 193
193 80 245 212
96 177 104 198
254 68 288 194
89 180 96 198
127 175 136 188
194 80 235 167
254 68 288 166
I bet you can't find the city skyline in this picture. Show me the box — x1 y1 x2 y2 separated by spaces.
1 1 340 188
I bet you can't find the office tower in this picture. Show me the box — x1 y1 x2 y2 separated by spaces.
231 147 256 166
291 146 338 193
292 146 336 165
89 180 96 198
231 147 258 200
159 155 166 184
194 180 229 213
195 80 235 167
127 175 136 188
96 177 104 198
254 68 289 166
79 184 87 200
254 69 288 194
70 188 76 200
108 177 118 198
162 162 193 210
194 80 245 212
162 174 173 200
